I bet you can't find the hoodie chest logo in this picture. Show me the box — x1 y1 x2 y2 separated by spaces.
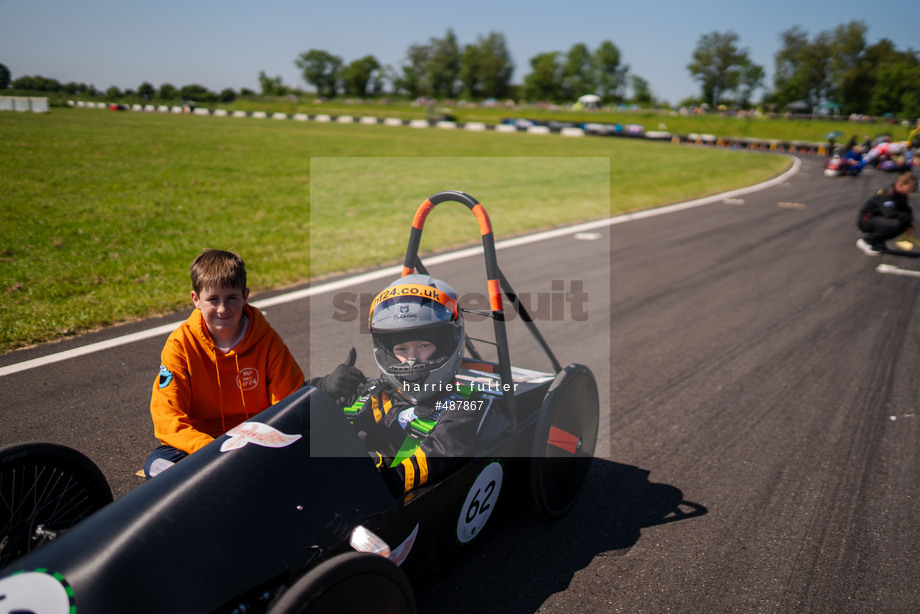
220 422 302 452
237 367 259 391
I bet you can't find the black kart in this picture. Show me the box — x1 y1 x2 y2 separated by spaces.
0 191 599 613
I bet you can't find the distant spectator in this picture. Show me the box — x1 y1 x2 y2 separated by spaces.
843 135 858 154
856 172 918 256
843 145 866 175
909 120 920 149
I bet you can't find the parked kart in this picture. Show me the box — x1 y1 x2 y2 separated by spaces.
823 150 865 177
0 191 599 613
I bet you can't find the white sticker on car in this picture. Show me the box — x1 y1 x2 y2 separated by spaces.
390 523 419 566
220 422 302 452
457 461 503 543
0 570 74 614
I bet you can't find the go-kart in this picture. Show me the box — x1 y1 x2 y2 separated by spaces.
823 151 864 177
0 191 599 614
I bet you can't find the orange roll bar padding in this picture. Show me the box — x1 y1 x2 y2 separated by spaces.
471 203 492 236
412 199 435 230
488 278 503 312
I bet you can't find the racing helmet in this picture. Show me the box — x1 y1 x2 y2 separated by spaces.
369 274 464 403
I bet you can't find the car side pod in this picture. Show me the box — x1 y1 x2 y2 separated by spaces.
267 551 416 614
0 387 400 614
530 364 599 520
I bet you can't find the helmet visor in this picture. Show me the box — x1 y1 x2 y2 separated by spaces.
372 325 461 374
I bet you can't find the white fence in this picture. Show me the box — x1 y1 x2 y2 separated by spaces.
0 96 49 112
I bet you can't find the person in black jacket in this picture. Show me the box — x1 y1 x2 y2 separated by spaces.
856 172 918 255
343 274 489 495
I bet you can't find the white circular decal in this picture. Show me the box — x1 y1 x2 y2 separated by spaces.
237 367 259 391
457 461 503 543
0 570 74 613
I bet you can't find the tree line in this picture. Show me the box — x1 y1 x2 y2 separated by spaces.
689 21 920 118
2 21 917 117
293 31 630 103
771 22 920 117
0 65 249 103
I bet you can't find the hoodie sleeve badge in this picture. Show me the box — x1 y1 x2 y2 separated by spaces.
158 365 174 389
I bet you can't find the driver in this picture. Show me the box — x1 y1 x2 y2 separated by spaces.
343 274 487 495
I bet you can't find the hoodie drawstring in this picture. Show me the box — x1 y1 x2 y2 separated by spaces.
236 354 250 419
215 358 226 434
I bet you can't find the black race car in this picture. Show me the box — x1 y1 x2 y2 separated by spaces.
0 191 599 613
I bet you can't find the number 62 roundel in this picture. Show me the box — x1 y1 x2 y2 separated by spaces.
457 461 503 543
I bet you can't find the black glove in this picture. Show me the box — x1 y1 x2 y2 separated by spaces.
318 347 367 407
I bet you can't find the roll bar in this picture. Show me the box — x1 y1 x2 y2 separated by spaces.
401 191 563 416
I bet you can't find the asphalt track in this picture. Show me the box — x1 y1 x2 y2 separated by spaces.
2 153 919 612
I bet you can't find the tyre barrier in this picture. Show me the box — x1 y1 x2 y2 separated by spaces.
65 100 830 154
670 132 823 155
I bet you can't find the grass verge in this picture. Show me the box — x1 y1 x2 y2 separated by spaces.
0 108 789 354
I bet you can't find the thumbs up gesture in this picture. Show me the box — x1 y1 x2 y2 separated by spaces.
319 347 367 407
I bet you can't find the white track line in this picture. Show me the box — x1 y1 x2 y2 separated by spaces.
876 264 920 278
0 157 801 377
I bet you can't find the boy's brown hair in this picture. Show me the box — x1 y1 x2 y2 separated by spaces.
190 249 247 294
896 172 918 188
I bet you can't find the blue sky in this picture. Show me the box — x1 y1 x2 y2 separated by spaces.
1 0 915 103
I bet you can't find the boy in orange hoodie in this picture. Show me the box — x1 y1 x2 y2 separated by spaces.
144 249 307 478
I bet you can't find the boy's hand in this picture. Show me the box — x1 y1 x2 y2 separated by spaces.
319 347 367 407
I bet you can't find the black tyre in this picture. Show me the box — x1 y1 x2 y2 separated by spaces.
269 551 416 614
0 442 113 569
530 364 599 520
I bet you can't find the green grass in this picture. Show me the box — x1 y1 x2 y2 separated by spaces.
0 107 789 354
309 156 612 276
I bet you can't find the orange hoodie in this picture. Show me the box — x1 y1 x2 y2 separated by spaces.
150 304 305 454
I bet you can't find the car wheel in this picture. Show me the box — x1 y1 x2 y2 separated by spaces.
0 442 113 568
529 364 599 520
269 551 416 614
